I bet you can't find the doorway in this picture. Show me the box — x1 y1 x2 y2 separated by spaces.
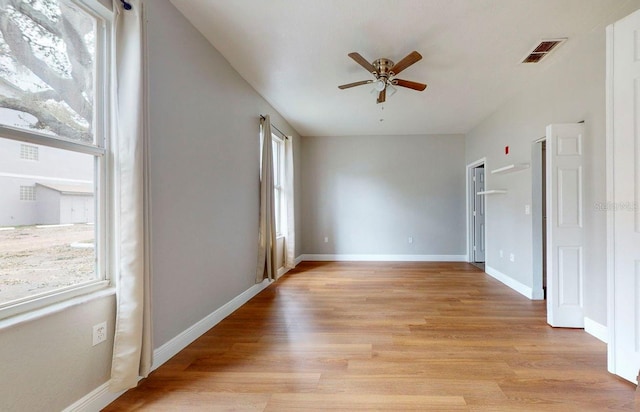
467 159 486 270
532 139 546 300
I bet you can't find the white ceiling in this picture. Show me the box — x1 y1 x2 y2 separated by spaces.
169 0 629 137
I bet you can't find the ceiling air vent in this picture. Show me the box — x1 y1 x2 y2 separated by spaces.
521 38 566 64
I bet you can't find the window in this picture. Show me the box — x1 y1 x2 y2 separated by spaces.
20 144 39 161
19 185 36 201
272 134 285 236
0 0 111 317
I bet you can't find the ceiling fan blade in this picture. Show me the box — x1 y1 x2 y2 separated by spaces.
377 88 386 104
338 80 373 89
390 51 422 75
394 79 427 91
348 52 376 74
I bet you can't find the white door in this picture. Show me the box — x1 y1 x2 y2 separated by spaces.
609 9 640 384
546 123 585 328
473 168 486 262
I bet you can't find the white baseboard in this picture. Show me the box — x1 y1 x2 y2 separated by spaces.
485 266 533 299
153 278 272 368
65 278 272 412
299 254 467 262
63 382 125 412
530 287 545 301
584 317 608 343
295 255 303 265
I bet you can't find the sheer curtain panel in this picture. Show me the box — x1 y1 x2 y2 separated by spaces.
109 0 152 392
257 116 277 282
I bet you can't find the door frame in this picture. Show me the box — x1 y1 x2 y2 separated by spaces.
531 137 546 300
466 157 486 263
605 22 616 376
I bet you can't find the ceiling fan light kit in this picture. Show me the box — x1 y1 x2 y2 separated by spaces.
338 51 427 104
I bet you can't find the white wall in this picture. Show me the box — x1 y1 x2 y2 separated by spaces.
464 2 640 326
35 186 61 224
301 134 466 258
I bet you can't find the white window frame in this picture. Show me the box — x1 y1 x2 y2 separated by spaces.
0 0 113 320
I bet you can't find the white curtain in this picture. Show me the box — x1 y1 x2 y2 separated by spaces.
109 0 152 392
257 116 277 282
284 137 296 269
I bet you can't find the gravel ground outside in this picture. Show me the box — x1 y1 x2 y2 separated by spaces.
0 224 96 305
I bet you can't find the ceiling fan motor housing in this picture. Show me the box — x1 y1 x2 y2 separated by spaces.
373 58 395 79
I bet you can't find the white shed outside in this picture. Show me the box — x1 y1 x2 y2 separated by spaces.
35 183 94 225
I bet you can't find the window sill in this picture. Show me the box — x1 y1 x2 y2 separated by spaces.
0 285 115 331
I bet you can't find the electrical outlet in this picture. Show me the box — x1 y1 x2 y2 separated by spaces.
408 236 413 244
93 321 107 346
324 237 329 243
499 250 504 258
510 253 515 262
525 204 531 215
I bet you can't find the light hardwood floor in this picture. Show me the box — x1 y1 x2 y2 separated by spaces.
104 262 636 411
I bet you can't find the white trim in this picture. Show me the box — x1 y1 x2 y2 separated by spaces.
0 284 113 325
63 382 125 412
476 189 507 195
485 265 534 299
0 172 93 184
584 317 608 343
0 125 105 156
530 287 544 301
295 255 304 265
152 278 272 369
605 22 617 374
300 254 466 262
64 278 272 411
277 266 289 278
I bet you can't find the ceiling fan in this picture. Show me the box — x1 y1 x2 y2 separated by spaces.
338 51 427 104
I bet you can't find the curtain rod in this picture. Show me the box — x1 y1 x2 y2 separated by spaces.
120 0 132 10
260 115 289 140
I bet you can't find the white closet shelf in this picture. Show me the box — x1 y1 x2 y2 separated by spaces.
477 190 507 195
491 163 530 174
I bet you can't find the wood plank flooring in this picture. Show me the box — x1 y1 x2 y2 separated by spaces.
104 262 636 411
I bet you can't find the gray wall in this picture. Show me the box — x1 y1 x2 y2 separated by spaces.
464 2 640 325
145 0 302 347
0 0 303 410
0 294 116 412
301 134 466 257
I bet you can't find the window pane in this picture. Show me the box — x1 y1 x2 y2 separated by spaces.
0 0 97 144
274 187 281 234
272 139 281 186
0 138 96 305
